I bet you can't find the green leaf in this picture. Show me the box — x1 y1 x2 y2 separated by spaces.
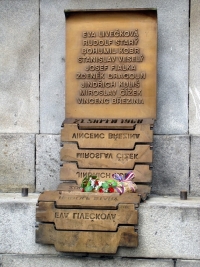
102 182 109 189
84 186 93 192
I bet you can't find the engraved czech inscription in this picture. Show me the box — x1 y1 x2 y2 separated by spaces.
65 11 157 120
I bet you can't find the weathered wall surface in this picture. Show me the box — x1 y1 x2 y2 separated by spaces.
0 0 200 265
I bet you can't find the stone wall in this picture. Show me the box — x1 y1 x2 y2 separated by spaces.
0 0 200 266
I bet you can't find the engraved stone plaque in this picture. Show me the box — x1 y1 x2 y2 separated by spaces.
60 162 152 183
38 191 141 209
36 202 138 231
36 224 138 253
36 10 157 254
61 143 152 169
65 10 157 122
57 182 151 201
61 123 153 149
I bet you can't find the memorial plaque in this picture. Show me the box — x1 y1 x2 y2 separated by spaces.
38 191 141 209
36 9 157 254
36 224 138 253
60 162 152 183
36 202 137 231
61 123 153 148
57 182 151 201
65 10 157 122
61 143 152 169
63 118 154 129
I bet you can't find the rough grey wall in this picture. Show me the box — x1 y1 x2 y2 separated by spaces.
0 0 39 134
190 0 200 134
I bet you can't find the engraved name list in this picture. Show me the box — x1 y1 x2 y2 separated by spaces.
77 29 145 105
65 11 157 120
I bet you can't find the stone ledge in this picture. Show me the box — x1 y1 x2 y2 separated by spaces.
0 194 200 259
177 260 200 267
1 255 174 267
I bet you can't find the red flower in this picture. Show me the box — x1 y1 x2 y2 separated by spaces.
99 188 103 193
95 180 99 186
81 188 84 192
108 187 114 193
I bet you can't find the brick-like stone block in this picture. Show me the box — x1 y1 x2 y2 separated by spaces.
1 255 174 267
190 136 200 196
36 135 60 192
189 0 200 134
0 0 39 133
0 134 35 192
177 260 200 267
152 135 189 195
0 194 57 254
40 0 189 135
40 0 65 134
118 196 200 259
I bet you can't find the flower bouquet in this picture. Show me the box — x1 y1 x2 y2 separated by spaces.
80 171 137 194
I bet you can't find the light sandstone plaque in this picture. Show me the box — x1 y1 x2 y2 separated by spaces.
65 10 157 123
36 202 138 231
36 224 138 253
61 123 153 149
60 162 152 183
57 182 151 201
38 191 141 209
60 143 152 169
36 10 158 254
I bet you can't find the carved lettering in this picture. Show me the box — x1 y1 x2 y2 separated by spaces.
78 56 116 63
112 98 144 104
119 82 141 88
82 48 118 55
108 72 145 79
77 98 110 104
108 133 140 140
79 89 117 96
115 39 139 46
85 65 108 71
120 89 142 96
66 13 157 114
116 153 139 161
76 72 105 79
71 118 143 124
119 48 140 54
98 29 139 38
76 171 112 179
55 212 69 219
118 55 144 62
83 39 113 46
76 152 113 159
72 212 116 220
81 81 116 88
110 64 136 71
72 132 105 139
82 31 96 38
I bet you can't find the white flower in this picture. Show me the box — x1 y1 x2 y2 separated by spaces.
98 181 103 187
90 179 95 187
